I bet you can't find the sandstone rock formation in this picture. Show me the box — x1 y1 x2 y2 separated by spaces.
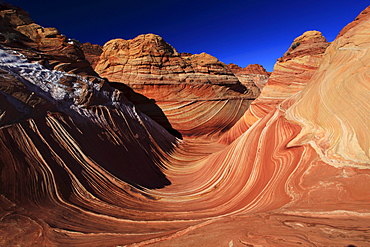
95 34 241 86
227 63 270 96
0 2 96 76
227 63 270 76
1 2 370 247
95 33 258 137
80 42 103 69
220 30 330 144
286 27 370 166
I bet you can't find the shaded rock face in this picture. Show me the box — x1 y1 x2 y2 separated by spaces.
0 2 178 227
0 45 177 186
80 42 103 69
227 63 270 96
96 33 258 137
1 2 370 247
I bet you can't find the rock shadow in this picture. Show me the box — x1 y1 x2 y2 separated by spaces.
109 82 183 140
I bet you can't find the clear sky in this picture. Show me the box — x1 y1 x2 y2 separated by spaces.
6 0 370 71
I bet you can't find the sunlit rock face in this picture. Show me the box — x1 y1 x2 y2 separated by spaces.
219 30 330 144
95 34 257 137
227 63 270 77
95 33 241 86
286 13 370 166
1 2 370 247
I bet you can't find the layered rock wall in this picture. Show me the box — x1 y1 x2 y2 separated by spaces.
0 2 96 76
227 63 270 96
227 63 270 76
220 30 330 144
95 34 258 137
95 34 241 86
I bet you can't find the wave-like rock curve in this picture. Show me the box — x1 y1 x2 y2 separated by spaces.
1 3 370 247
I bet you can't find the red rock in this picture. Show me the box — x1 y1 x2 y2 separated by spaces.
227 63 270 76
227 63 270 95
337 6 370 38
80 42 103 69
219 30 330 144
0 3 370 247
96 34 241 86
95 33 258 137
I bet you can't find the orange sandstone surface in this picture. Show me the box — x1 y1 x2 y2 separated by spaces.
95 34 263 138
219 30 330 144
0 2 370 247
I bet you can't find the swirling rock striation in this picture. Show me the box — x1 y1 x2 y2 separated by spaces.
219 30 330 144
1 2 370 247
286 18 370 166
95 34 257 137
0 2 96 76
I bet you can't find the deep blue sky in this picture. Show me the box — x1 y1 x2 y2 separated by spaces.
6 0 369 71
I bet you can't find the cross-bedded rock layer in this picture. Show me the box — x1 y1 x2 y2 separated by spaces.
95 33 261 137
219 30 330 144
1 2 370 246
0 2 96 76
227 63 270 96
95 34 242 86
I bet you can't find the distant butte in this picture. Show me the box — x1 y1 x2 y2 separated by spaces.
227 63 270 76
0 2 369 247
